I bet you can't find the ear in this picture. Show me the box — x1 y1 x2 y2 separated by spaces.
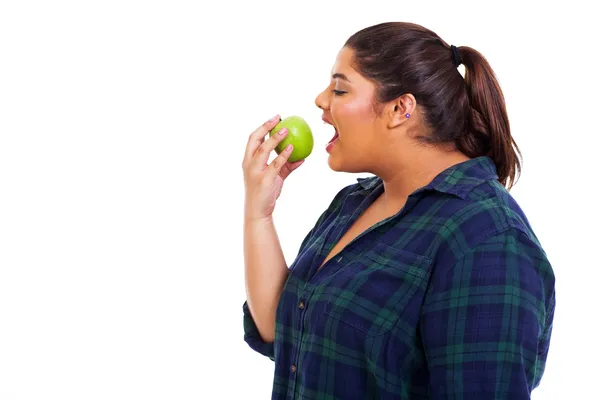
387 93 416 129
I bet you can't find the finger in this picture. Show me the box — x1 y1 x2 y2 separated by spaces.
244 115 281 163
253 127 289 166
279 159 304 180
264 144 294 180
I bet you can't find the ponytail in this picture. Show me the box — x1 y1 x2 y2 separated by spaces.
455 46 522 190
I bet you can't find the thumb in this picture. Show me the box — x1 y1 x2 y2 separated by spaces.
288 159 305 171
280 159 305 180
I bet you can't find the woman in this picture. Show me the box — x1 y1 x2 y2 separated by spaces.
242 22 555 399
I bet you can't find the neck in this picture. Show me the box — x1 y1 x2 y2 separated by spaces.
374 147 471 213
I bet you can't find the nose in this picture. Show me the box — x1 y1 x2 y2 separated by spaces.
314 87 330 111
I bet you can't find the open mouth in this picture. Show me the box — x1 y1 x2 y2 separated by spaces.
327 130 339 145
322 117 339 153
326 130 339 153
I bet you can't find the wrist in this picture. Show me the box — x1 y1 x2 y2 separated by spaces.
244 211 274 224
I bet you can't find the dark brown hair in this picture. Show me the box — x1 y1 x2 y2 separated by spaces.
345 22 522 190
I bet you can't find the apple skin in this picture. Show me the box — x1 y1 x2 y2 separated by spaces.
269 116 314 162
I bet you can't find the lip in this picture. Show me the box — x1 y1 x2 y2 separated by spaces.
321 115 334 126
325 133 338 153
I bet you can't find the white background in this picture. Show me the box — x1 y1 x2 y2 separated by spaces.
1 0 598 399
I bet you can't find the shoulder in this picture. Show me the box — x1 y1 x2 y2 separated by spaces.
433 224 555 301
429 178 552 276
435 178 543 253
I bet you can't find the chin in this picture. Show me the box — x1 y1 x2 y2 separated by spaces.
328 162 346 172
327 156 342 171
327 152 345 171
327 153 363 173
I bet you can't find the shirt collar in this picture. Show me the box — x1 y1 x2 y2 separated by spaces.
355 156 499 199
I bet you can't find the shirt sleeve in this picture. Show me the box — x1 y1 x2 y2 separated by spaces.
420 228 556 399
242 300 275 361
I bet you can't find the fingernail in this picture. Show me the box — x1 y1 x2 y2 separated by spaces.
269 114 280 122
278 128 288 136
286 144 293 151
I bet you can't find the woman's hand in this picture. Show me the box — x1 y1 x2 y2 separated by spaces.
242 115 305 220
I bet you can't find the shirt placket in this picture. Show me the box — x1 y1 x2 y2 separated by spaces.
288 282 317 399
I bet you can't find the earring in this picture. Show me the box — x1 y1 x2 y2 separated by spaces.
405 113 411 118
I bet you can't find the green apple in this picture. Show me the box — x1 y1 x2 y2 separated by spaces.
269 115 314 162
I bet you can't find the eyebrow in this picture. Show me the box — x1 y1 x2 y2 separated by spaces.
332 73 351 83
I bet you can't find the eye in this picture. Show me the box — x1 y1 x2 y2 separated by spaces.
331 89 347 96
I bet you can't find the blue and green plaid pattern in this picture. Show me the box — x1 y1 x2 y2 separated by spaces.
243 156 555 399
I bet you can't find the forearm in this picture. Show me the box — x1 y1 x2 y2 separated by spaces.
243 215 289 343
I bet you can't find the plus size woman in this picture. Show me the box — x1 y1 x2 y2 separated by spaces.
241 22 555 399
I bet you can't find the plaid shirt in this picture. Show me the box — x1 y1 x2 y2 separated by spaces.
243 156 555 399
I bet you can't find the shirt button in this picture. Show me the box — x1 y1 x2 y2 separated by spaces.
291 364 297 373
298 301 305 309
337 256 343 263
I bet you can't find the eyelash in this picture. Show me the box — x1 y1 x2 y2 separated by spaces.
331 90 346 96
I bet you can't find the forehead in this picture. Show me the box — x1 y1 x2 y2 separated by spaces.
330 47 355 77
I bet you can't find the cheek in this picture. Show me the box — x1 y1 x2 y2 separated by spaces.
333 97 374 133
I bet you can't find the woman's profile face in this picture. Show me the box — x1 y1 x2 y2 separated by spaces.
315 46 386 173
